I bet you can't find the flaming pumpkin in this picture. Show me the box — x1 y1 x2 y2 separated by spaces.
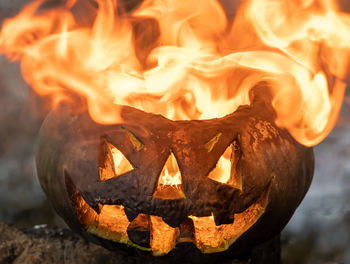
0 0 349 259
36 89 313 256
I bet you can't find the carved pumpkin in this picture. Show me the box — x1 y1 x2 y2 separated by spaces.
36 93 314 258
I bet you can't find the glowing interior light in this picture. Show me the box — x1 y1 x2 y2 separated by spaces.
100 141 134 181
110 146 134 176
208 145 233 184
158 152 182 186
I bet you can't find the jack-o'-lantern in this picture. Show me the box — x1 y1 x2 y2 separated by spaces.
36 91 314 258
5 0 345 260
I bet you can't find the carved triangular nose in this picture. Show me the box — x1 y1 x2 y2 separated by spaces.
153 152 185 199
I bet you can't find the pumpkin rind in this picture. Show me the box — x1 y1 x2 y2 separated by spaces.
36 98 314 257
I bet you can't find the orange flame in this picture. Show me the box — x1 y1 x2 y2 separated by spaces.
0 0 349 146
158 153 182 186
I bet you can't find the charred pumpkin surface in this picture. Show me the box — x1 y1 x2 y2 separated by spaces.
36 101 314 256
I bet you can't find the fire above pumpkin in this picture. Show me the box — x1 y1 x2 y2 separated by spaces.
0 0 350 146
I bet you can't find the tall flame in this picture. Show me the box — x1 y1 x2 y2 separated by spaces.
0 0 349 146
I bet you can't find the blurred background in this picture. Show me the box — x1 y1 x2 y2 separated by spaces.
0 1 349 263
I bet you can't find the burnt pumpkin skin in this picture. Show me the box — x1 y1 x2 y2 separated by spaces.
36 95 314 259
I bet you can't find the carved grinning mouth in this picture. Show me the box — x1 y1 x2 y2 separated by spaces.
66 174 270 255
65 130 272 255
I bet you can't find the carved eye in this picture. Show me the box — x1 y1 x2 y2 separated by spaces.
99 139 134 181
207 138 242 190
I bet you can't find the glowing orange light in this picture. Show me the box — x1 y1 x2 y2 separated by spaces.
159 153 182 186
0 0 349 147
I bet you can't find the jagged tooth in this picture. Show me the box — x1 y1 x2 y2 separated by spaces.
124 207 139 222
83 196 101 214
150 216 180 256
190 215 229 253
90 203 101 214
213 211 235 226
126 214 151 248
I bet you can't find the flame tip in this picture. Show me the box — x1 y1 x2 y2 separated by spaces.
0 0 349 146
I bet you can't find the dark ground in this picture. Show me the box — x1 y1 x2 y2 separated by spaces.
0 222 281 264
0 1 349 263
